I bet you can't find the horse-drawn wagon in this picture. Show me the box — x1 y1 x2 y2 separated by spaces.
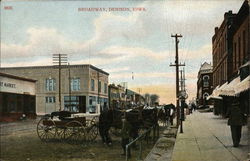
37 111 99 143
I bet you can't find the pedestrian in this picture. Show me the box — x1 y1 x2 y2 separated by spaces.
226 99 247 147
121 115 131 158
191 103 196 111
188 104 192 114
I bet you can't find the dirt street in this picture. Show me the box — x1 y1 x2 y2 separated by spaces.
0 120 159 161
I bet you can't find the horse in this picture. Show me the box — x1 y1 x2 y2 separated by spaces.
98 107 158 145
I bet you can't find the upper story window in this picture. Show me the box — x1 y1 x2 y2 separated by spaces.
91 79 95 91
98 81 101 93
104 83 107 94
203 75 209 87
71 78 80 91
46 78 56 91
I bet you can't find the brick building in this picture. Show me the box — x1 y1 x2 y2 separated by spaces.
197 62 213 107
210 0 249 117
0 65 109 115
230 0 250 80
212 11 236 88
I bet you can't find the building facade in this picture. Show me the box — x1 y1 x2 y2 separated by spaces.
0 72 36 121
197 62 213 107
108 84 126 109
210 0 250 117
212 11 236 88
0 65 109 115
230 0 250 80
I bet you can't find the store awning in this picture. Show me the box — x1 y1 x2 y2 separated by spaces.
235 75 250 95
220 76 241 96
207 95 223 100
207 85 224 100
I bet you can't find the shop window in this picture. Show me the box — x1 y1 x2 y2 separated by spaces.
46 78 56 91
64 96 80 112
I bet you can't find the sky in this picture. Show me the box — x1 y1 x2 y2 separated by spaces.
0 0 244 104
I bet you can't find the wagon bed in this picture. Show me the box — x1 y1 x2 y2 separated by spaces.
37 112 99 143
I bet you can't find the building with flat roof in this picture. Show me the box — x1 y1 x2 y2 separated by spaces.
0 72 36 121
0 64 109 115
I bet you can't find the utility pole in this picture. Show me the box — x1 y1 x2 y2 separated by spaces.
170 34 185 127
53 54 67 111
68 63 72 111
97 70 100 104
180 67 187 133
180 69 184 133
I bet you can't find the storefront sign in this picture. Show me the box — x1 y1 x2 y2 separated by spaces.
0 81 16 88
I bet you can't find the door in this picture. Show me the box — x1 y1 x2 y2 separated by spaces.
79 96 86 113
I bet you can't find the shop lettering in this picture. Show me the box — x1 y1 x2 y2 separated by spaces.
0 82 16 88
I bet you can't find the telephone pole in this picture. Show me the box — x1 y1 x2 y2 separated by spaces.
170 34 185 127
68 63 72 111
53 54 67 111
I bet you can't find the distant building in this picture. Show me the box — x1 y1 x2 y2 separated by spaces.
108 84 126 109
0 65 109 115
0 72 36 121
196 62 213 107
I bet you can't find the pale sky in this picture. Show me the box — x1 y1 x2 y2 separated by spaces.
0 0 244 104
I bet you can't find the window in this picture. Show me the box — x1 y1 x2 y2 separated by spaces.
46 78 56 91
45 96 56 103
91 79 95 91
243 30 246 61
64 96 79 112
98 81 101 93
238 36 241 68
203 75 209 87
71 78 80 91
104 83 107 94
203 93 209 99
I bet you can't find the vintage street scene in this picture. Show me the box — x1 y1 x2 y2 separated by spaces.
0 0 249 161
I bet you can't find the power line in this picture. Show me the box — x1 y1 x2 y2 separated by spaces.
170 34 185 127
53 54 68 111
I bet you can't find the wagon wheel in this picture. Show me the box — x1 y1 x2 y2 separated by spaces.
56 126 67 141
37 116 57 142
91 116 99 124
64 121 86 144
85 120 98 141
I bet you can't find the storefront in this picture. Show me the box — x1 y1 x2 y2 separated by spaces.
0 72 36 121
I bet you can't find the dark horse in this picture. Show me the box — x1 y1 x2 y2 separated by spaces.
98 107 158 145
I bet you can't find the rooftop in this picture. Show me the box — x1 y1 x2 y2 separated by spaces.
0 72 37 82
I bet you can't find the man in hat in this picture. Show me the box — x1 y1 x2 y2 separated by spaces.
227 99 247 147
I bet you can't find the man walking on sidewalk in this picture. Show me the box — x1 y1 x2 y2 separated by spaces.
227 99 247 147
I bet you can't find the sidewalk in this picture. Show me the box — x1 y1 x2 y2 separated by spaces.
144 126 177 161
171 111 250 161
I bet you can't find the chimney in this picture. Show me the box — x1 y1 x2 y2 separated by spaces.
224 10 233 19
215 27 218 33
